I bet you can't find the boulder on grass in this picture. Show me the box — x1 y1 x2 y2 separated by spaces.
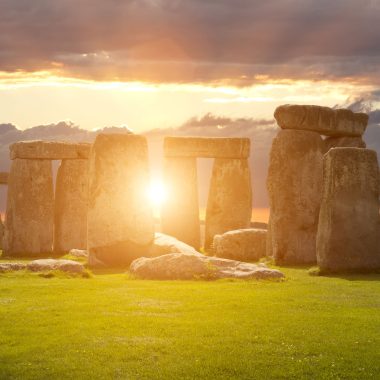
0 263 26 272
130 253 284 280
149 233 202 257
27 259 85 273
69 249 88 258
213 228 266 262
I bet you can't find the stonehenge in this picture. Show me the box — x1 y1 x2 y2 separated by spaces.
162 137 252 250
317 148 380 272
87 134 155 267
3 141 91 257
0 172 7 250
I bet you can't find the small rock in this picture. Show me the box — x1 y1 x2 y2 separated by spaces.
149 233 202 257
213 228 266 262
69 249 88 258
0 263 27 272
27 259 85 273
129 253 284 280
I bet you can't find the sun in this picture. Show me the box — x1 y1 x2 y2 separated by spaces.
147 179 167 208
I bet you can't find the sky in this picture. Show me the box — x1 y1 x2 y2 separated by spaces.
1 0 380 218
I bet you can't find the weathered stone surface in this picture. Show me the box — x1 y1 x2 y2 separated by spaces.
4 159 54 256
0 172 8 184
161 157 200 248
274 105 368 137
213 228 266 262
69 249 88 258
205 158 252 249
267 130 324 264
130 253 284 280
10 141 91 160
88 134 154 267
317 148 380 272
164 137 250 159
27 259 85 273
0 219 4 250
324 136 366 152
149 233 202 257
54 159 89 253
0 262 26 272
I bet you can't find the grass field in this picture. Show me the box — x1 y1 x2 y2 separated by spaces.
0 266 379 379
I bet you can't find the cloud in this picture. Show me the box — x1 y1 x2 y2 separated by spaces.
1 0 380 84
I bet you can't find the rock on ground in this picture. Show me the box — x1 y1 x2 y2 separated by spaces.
213 228 266 262
0 263 26 272
27 259 85 273
130 253 284 280
69 249 88 258
267 130 324 264
274 105 368 137
317 148 380 272
149 233 202 257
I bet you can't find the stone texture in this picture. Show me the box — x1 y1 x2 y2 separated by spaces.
274 105 368 137
27 259 85 273
130 253 284 280
10 141 91 160
4 159 54 256
161 157 200 248
54 159 89 254
87 134 154 267
324 136 366 152
267 130 324 264
164 137 250 159
205 158 252 249
317 148 380 272
0 262 26 272
69 249 88 258
213 228 266 262
149 233 202 257
0 218 4 250
0 172 8 184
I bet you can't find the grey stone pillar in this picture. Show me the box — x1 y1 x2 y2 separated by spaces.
54 159 89 254
161 157 200 249
205 158 252 249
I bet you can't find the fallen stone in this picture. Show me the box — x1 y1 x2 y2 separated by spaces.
205 158 252 249
54 159 89 253
87 134 154 267
149 233 202 257
324 136 366 152
10 141 91 160
317 148 380 272
164 137 250 159
161 157 200 248
130 253 284 280
0 172 8 184
27 259 85 273
274 105 368 137
4 159 54 256
69 249 88 258
0 263 27 272
267 130 324 264
213 228 266 262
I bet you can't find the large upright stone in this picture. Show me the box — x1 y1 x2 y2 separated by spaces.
0 218 4 250
274 105 368 137
205 158 252 249
54 159 89 254
4 159 54 256
317 148 380 272
87 134 154 267
161 157 200 249
267 130 324 264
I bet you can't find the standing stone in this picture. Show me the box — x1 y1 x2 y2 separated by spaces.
54 159 89 254
317 148 380 272
161 157 200 249
267 130 324 264
0 218 4 251
324 136 366 152
205 158 252 249
87 134 154 267
4 159 54 256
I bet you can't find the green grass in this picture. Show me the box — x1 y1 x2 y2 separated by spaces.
0 267 379 379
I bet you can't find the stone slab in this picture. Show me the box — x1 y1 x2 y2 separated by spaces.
164 137 250 158
10 141 91 160
274 105 368 137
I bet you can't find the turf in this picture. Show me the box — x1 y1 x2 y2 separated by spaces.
0 267 379 379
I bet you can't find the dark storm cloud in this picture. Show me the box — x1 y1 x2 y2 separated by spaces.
1 0 380 84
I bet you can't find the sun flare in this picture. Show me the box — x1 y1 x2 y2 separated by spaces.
147 179 167 208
